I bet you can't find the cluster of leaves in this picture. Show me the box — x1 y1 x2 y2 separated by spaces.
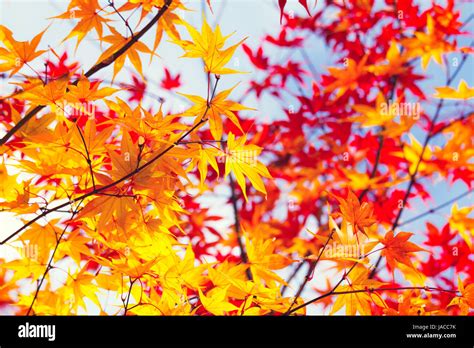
0 0 472 316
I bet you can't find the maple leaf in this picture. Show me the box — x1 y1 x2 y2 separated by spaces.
18 221 61 263
0 161 21 202
94 252 160 279
448 276 474 315
384 290 430 315
449 203 474 249
79 192 136 232
246 236 294 285
278 0 312 24
161 67 181 90
325 56 369 98
96 26 154 80
434 79 474 100
65 76 118 103
330 265 386 315
120 75 147 103
179 84 252 140
171 16 246 74
242 43 269 70
0 25 46 76
161 244 206 292
352 93 396 128
198 286 238 315
225 132 272 201
187 139 220 190
332 191 376 236
71 118 113 161
402 14 455 70
395 134 434 176
2 257 48 284
54 0 110 49
150 2 185 54
14 75 70 107
45 51 79 80
367 41 408 76
64 266 101 311
56 230 92 263
314 216 377 264
380 231 426 272
205 0 213 13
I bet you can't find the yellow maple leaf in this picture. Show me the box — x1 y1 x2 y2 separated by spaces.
224 132 272 201
402 15 455 70
186 139 221 190
171 16 246 74
64 266 102 311
434 80 474 100
332 190 377 236
367 41 408 76
330 265 386 315
246 236 294 285
14 76 70 107
161 244 206 292
395 134 433 176
198 286 238 315
352 93 396 128
0 161 21 201
179 84 253 140
314 216 377 264
449 203 474 249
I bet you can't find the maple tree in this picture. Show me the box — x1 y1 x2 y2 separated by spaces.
0 0 472 317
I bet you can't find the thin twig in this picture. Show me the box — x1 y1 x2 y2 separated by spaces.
123 277 137 316
398 189 473 228
284 228 336 314
0 71 220 246
228 172 253 281
26 197 84 315
287 285 458 315
108 0 134 38
0 0 173 147
369 47 472 278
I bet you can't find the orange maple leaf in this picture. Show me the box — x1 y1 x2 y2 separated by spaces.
54 0 110 49
448 276 474 315
332 190 376 236
0 25 46 76
380 231 426 272
96 26 153 80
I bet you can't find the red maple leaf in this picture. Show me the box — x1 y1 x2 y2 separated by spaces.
161 68 181 90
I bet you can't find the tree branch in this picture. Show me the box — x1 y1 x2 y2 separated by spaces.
398 189 473 228
287 285 458 315
284 228 336 314
26 197 84 315
0 0 173 147
228 172 253 281
369 47 472 278
0 71 220 246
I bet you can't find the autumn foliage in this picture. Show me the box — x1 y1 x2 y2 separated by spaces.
0 0 473 316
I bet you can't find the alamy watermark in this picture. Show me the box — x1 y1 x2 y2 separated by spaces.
379 101 421 120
